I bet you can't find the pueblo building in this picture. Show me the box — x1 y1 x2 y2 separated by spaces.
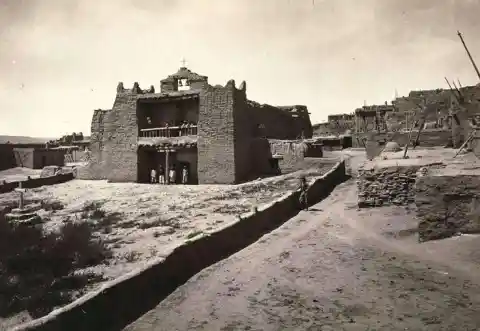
78 66 313 184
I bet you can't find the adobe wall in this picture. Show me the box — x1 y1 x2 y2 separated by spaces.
103 90 139 182
416 166 480 242
0 173 74 194
248 138 275 178
312 122 331 136
246 102 311 139
268 139 308 173
78 84 139 182
77 109 108 180
352 130 452 148
32 150 66 169
197 81 237 184
12 148 34 168
395 89 453 122
12 161 346 331
0 144 15 171
233 82 253 183
316 114 355 136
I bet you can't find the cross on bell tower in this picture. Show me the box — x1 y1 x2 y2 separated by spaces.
181 58 187 68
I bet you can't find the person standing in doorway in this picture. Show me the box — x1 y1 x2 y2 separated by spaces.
150 168 157 184
181 165 189 184
158 165 165 185
169 166 176 185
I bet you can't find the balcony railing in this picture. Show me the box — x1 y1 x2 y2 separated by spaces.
140 125 198 138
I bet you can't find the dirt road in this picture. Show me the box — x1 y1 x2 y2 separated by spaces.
124 180 480 331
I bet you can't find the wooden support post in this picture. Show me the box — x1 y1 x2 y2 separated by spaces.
454 129 476 158
15 182 26 210
403 116 418 159
412 118 426 149
165 149 169 183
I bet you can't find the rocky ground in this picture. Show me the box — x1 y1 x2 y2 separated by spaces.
124 149 480 331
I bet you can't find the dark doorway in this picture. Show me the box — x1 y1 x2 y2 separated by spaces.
41 156 47 168
268 158 281 175
342 136 353 149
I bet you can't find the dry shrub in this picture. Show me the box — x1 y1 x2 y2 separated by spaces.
40 200 65 212
0 214 111 318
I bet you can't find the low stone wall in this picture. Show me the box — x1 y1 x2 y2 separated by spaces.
416 168 480 242
357 165 419 207
0 173 74 194
13 161 347 331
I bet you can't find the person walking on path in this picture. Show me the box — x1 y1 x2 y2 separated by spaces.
298 176 309 210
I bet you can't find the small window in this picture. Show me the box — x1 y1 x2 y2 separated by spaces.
178 78 190 91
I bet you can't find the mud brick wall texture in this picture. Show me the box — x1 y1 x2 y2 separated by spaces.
197 82 237 184
416 174 480 242
78 90 139 182
77 109 108 180
102 93 139 182
357 166 418 207
233 83 253 183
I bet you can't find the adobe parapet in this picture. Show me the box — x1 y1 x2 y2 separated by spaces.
116 82 156 95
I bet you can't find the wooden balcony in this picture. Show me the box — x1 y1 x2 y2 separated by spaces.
140 125 198 138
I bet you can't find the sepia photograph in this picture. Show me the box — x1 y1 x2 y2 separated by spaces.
1 0 480 330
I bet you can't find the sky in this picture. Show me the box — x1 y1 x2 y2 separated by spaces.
1 0 480 137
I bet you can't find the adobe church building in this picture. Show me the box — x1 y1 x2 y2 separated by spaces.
78 66 313 184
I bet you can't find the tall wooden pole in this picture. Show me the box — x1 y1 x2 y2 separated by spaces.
458 31 480 82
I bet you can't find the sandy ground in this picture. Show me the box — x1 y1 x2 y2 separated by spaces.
124 179 480 331
1 165 333 282
0 162 336 328
124 149 480 331
0 167 41 182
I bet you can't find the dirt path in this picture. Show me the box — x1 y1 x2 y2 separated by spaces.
124 180 480 331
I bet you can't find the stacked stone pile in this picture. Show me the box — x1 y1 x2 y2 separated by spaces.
5 203 43 226
357 166 419 207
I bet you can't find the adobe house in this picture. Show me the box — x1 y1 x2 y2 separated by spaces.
13 147 66 169
78 66 313 184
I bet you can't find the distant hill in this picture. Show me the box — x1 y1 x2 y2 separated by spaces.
0 136 57 144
